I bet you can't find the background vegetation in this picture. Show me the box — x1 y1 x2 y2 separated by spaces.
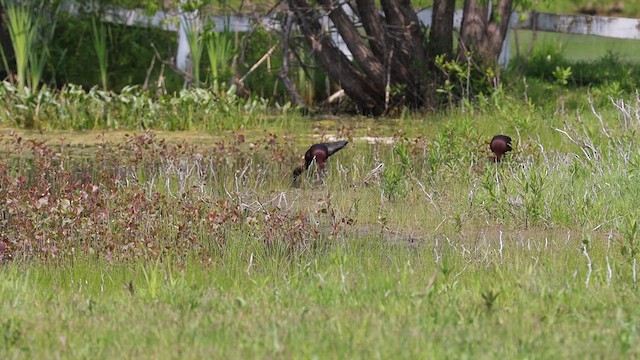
1 0 639 112
1 0 640 358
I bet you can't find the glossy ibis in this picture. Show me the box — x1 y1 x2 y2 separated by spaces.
293 140 348 181
490 135 512 162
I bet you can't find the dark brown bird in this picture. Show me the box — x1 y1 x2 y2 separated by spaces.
490 135 512 162
293 140 348 181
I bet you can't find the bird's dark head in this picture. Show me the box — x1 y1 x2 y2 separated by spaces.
292 165 305 181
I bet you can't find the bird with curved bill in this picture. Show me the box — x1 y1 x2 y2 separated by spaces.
490 135 512 162
293 140 349 183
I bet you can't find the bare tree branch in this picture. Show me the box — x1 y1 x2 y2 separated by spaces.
151 43 194 87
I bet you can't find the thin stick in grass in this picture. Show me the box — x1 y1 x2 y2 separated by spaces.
634 258 637 288
582 242 592 287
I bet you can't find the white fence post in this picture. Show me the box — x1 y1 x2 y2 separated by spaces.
498 12 520 67
176 11 191 72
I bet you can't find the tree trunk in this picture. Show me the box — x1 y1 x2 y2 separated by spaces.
354 0 387 61
288 0 385 115
378 0 430 107
355 0 413 89
429 0 456 59
318 0 386 90
459 0 513 66
423 0 456 109
380 0 426 68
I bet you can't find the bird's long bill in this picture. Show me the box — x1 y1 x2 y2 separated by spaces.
324 141 349 155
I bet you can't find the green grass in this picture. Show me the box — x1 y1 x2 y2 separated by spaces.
4 36 640 356
2 86 640 357
2 237 639 359
512 30 640 63
536 0 640 17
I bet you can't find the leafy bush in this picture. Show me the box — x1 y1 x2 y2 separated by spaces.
0 82 271 130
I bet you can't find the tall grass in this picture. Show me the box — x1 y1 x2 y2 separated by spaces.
91 16 110 90
295 50 319 105
1 0 36 89
0 0 55 91
1 236 638 358
27 4 56 91
205 29 234 93
2 90 640 255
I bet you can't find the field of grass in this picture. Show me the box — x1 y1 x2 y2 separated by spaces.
2 238 639 358
512 30 640 63
2 83 640 357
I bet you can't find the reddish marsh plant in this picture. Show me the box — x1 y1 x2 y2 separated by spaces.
0 132 323 262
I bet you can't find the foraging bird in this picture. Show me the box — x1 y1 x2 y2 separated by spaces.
490 135 512 162
293 140 349 181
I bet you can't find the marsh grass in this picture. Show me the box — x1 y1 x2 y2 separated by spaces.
0 0 36 90
2 90 640 357
1 230 639 358
91 16 110 91
0 0 55 91
205 29 234 93
0 82 270 130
